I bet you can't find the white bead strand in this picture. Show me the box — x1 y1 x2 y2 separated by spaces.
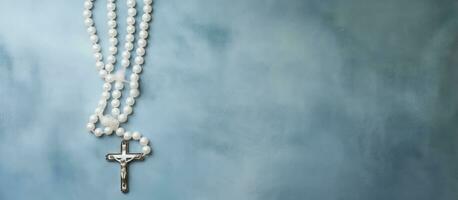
105 0 119 81
84 0 106 75
83 0 153 156
119 0 138 73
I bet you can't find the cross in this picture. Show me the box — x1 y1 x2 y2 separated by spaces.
106 140 144 193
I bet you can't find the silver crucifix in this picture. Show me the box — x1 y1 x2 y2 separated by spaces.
106 140 144 193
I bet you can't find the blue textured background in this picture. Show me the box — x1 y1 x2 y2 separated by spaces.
1 0 458 199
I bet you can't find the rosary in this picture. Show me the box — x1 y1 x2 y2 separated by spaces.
83 0 153 193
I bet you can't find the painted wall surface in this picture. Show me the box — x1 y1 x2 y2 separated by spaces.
0 0 457 199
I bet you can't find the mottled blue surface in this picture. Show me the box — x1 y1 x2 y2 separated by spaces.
1 0 458 199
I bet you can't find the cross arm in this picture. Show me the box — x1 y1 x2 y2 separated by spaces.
106 154 119 161
129 153 144 161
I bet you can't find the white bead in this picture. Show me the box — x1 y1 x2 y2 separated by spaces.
112 90 121 98
104 127 113 135
126 97 135 106
84 18 94 26
144 0 153 5
98 100 106 108
144 5 152 13
135 56 144 64
99 70 107 78
123 106 133 115
103 83 111 91
90 35 98 43
139 30 148 39
123 132 132 140
107 11 116 19
122 51 131 59
130 81 139 89
140 137 149 145
107 55 116 63
127 17 135 25
125 42 133 50
107 3 116 10
86 123 95 131
138 39 147 47
94 128 103 137
92 44 100 52
130 89 140 97
128 8 137 16
111 99 120 107
108 20 117 28
102 91 110 99
95 61 104 70
133 65 142 73
127 0 136 7
142 14 151 22
95 107 103 114
125 34 134 42
127 25 135 34
87 26 96 34
140 22 149 30
142 146 151 154
83 10 92 18
106 75 114 83
109 46 117 54
121 59 130 67
116 127 125 136
115 82 124 90
89 114 98 123
98 99 106 107
111 108 120 116
105 63 114 72
130 73 139 81
118 114 127 122
132 131 141 140
109 38 118 45
108 29 117 37
94 52 102 61
84 1 93 9
136 48 145 56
